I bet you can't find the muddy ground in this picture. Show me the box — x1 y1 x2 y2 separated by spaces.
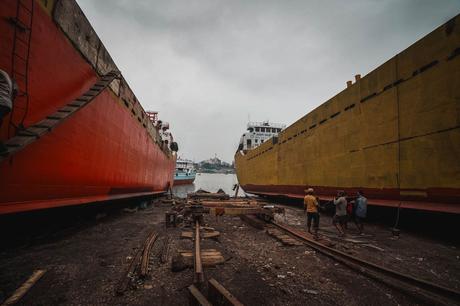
0 197 459 305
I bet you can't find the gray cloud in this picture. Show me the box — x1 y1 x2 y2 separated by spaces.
76 0 460 162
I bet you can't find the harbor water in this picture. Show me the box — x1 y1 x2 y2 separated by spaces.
172 173 238 198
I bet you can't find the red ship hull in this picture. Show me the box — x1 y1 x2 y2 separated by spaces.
0 0 176 214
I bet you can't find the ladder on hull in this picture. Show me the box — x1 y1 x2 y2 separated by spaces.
8 0 34 135
0 71 120 162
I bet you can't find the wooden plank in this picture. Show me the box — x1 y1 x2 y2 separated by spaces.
223 208 264 215
1 269 46 306
182 250 222 257
203 231 220 239
208 278 244 306
181 231 193 239
194 220 204 283
188 285 212 306
180 253 225 266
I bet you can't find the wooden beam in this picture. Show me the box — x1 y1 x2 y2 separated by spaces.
188 285 212 306
208 278 244 306
194 220 204 283
2 269 46 306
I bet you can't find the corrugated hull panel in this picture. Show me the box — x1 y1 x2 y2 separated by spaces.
0 0 175 214
235 15 460 214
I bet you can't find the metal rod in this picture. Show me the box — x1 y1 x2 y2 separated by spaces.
272 221 460 304
140 232 158 277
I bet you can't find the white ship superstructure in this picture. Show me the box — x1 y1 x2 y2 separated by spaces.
238 121 286 151
174 158 196 185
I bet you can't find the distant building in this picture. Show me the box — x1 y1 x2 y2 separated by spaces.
197 155 235 173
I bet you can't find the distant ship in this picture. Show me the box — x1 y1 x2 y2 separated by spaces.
174 159 196 185
235 16 460 214
0 0 178 214
238 121 286 151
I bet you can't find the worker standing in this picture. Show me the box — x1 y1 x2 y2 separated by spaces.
304 188 320 239
0 69 15 154
333 191 347 237
353 190 368 234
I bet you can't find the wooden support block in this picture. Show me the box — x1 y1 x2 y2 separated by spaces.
208 278 244 306
203 231 220 239
201 226 216 231
188 285 212 306
181 231 193 239
180 249 225 266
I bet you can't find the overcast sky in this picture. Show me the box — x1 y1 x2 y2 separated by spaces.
76 0 459 163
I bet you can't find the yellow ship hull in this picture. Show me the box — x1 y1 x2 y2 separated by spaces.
235 15 460 214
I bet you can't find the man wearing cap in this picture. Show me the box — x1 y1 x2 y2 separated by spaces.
304 188 320 239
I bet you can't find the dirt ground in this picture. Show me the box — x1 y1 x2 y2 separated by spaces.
0 197 459 306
